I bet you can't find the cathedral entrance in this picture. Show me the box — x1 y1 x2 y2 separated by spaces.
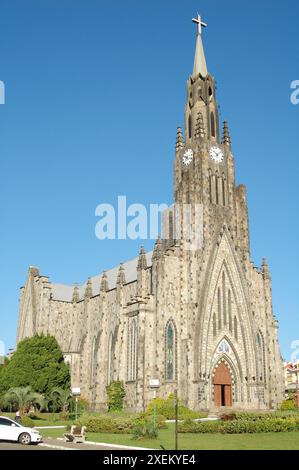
213 362 232 407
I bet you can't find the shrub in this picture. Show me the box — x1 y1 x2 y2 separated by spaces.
280 399 297 411
106 381 125 412
145 394 207 420
21 416 35 428
75 412 166 435
131 419 158 440
178 416 299 434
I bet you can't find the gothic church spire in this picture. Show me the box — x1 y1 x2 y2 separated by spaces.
192 14 208 78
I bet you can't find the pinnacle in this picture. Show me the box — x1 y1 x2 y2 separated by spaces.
222 121 231 147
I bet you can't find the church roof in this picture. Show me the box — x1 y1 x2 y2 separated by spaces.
51 250 153 302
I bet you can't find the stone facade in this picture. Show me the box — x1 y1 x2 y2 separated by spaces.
17 22 284 411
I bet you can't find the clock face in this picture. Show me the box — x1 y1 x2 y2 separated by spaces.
182 148 193 166
209 146 224 163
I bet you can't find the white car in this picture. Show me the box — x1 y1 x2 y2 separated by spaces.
0 416 42 445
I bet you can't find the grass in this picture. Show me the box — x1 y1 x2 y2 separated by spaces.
39 423 299 450
1 412 68 427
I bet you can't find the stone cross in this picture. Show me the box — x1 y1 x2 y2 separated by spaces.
192 14 207 35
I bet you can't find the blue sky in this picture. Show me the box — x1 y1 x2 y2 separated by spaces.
0 0 298 359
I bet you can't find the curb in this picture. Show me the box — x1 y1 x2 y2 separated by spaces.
56 437 155 450
39 443 77 451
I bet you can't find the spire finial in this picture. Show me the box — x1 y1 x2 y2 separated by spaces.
72 285 79 303
192 14 208 78
137 245 147 270
261 258 271 281
84 277 93 298
100 271 109 292
222 121 231 147
117 263 126 286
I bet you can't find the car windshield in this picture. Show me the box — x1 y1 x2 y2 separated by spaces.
0 417 20 427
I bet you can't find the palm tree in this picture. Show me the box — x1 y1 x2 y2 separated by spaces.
48 387 72 412
4 386 46 414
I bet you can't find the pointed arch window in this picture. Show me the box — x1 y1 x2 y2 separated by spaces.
166 320 176 380
256 332 265 382
222 176 227 206
107 333 114 385
217 287 222 330
188 114 192 139
127 318 138 381
222 272 227 326
228 289 232 333
213 312 217 337
210 112 216 137
234 316 238 341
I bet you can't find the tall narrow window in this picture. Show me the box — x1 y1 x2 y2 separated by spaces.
218 287 222 330
213 312 217 337
128 319 138 381
210 112 216 137
257 332 265 382
234 316 238 341
217 176 223 206
215 173 219 204
166 321 176 380
90 337 96 386
222 177 226 206
107 333 114 385
222 272 227 326
228 289 232 333
209 170 213 203
188 114 192 139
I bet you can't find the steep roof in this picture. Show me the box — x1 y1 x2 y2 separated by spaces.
51 250 153 302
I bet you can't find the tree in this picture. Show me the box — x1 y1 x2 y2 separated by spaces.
48 387 72 412
3 386 46 413
0 335 70 395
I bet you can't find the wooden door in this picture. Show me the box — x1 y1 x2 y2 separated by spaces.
213 362 232 407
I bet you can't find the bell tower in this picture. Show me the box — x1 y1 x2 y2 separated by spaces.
173 15 249 257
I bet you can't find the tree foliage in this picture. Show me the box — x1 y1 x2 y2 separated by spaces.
3 386 46 413
0 335 70 395
106 381 125 411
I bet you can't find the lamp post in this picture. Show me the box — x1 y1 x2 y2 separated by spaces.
149 379 160 432
174 388 179 451
71 387 81 421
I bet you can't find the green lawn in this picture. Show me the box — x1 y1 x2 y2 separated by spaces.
40 424 299 450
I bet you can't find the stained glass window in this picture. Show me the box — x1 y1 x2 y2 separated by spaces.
166 322 175 380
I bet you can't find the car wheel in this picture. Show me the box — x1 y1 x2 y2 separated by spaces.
18 432 31 445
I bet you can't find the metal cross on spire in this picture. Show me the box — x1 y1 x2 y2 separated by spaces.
192 13 207 35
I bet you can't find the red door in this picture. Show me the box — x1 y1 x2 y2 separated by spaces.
213 363 232 407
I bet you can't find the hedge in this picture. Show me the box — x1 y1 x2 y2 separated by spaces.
178 416 299 434
76 413 167 434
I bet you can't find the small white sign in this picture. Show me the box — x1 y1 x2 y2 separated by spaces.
149 379 160 388
72 387 81 396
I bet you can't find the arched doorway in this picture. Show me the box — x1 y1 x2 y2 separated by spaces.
213 362 232 407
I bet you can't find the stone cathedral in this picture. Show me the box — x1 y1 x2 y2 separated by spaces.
17 17 284 411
